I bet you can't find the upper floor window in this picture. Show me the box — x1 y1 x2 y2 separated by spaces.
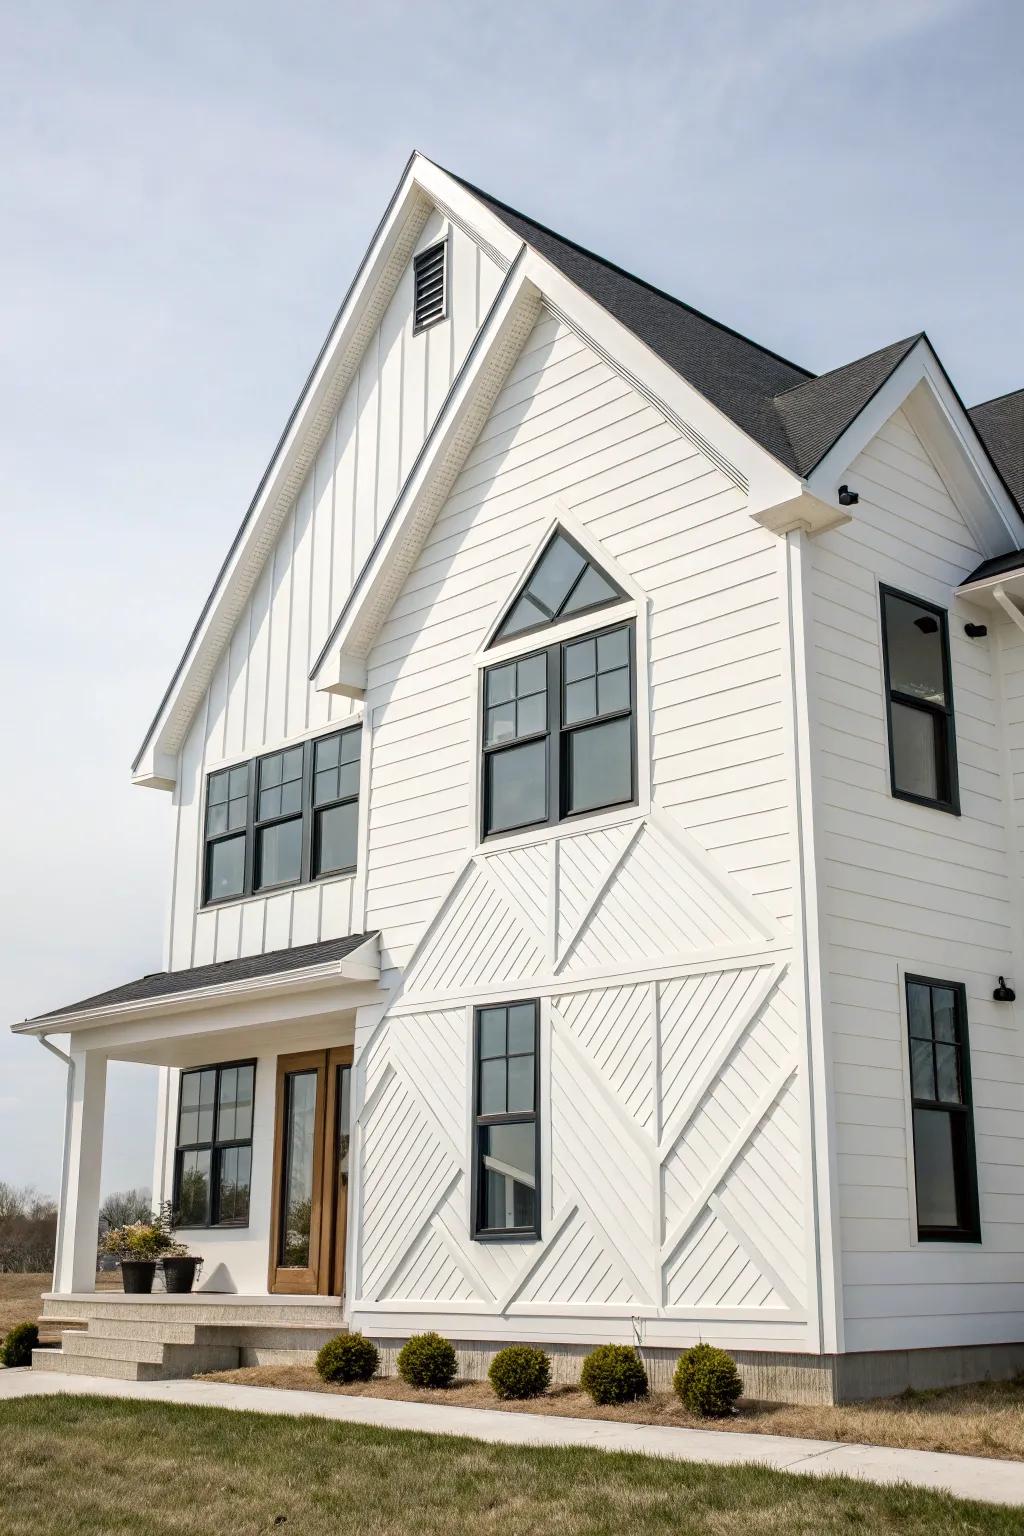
472 1002 540 1239
203 725 360 906
880 587 959 813
481 621 636 837
413 239 448 332
494 529 624 644
174 1060 255 1228
906 976 979 1242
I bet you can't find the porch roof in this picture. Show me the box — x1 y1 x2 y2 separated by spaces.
13 933 380 1035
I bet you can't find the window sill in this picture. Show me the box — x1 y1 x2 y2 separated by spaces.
472 1231 541 1244
476 801 646 857
891 787 961 818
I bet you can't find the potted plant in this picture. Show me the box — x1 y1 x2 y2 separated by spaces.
161 1242 203 1294
98 1209 174 1294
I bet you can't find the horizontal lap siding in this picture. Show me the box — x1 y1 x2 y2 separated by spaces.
809 408 1024 1351
366 312 790 968
167 217 504 968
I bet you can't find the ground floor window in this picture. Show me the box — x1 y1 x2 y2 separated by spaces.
174 1060 255 1227
471 1001 540 1239
906 976 980 1242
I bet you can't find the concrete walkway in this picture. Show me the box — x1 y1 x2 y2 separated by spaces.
1 1367 1021 1507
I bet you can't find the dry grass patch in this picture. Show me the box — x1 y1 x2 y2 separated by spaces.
0 1271 119 1345
201 1363 1024 1461
1 1393 1019 1536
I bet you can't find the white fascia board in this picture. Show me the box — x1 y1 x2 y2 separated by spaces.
311 253 542 691
312 242 804 686
131 156 442 791
12 939 381 1039
805 340 1023 557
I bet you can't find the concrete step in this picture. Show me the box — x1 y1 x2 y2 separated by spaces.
42 1296 346 1328
62 1331 239 1373
32 1348 166 1382
86 1318 204 1346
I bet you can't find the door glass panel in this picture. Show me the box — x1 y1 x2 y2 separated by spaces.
280 1070 318 1268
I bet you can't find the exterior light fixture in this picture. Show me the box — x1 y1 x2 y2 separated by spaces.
837 485 859 506
964 622 988 638
993 977 1016 1003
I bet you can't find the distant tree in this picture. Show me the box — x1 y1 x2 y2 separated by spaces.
98 1188 152 1235
0 1183 58 1272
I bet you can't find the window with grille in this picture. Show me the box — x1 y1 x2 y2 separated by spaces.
881 587 959 813
202 724 361 905
413 240 448 331
174 1061 256 1228
906 976 980 1241
472 1002 539 1239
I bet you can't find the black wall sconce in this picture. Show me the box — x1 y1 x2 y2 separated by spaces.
837 485 859 506
993 976 1017 1003
964 622 988 638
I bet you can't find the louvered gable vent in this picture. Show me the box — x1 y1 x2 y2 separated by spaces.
413 240 448 331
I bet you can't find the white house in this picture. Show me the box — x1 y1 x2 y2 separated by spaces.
15 153 1024 1401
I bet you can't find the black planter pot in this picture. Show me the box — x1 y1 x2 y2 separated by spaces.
162 1256 202 1294
121 1260 157 1294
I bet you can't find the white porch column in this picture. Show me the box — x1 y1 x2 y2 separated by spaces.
55 1048 107 1294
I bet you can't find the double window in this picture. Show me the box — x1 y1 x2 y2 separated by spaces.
472 1002 540 1239
880 587 959 813
906 977 979 1242
203 725 360 905
482 623 636 836
174 1061 255 1228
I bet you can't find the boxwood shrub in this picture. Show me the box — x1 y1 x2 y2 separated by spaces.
0 1321 39 1369
488 1344 551 1400
673 1342 743 1417
315 1331 379 1384
396 1331 457 1388
579 1343 648 1405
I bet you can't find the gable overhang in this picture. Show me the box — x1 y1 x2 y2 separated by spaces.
131 154 523 790
309 238 806 695
801 337 1023 559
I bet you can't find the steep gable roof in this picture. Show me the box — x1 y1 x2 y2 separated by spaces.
970 388 1024 511
773 334 923 477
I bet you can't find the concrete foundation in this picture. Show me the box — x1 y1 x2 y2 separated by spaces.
38 1298 1024 1404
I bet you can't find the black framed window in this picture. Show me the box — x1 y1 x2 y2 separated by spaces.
174 1060 255 1228
881 587 959 813
906 977 980 1242
481 621 636 838
472 1002 540 1239
202 724 361 905
494 528 624 644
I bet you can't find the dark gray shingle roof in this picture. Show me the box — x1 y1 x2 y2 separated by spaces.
961 548 1024 585
774 335 923 476
970 389 1024 512
25 933 377 1024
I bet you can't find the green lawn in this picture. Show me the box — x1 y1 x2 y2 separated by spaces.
0 1396 1017 1535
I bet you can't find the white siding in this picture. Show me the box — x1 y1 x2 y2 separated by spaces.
350 307 813 1352
365 311 793 972
807 406 1024 1351
166 213 504 969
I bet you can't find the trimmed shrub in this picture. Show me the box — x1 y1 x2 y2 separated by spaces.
396 1331 457 1389
1 1321 39 1369
579 1343 648 1405
315 1331 379 1384
673 1343 743 1418
488 1344 551 1400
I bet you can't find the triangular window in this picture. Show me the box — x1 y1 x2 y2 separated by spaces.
492 529 624 645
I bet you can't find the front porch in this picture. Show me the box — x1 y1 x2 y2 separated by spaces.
12 934 382 1373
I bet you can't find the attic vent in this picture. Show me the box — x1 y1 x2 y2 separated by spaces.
413 240 448 332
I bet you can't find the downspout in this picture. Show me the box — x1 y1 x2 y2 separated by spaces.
37 1035 73 1295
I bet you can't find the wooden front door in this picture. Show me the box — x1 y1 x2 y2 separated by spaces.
269 1047 353 1295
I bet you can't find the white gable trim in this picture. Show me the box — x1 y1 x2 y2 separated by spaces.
803 339 1022 558
132 155 525 790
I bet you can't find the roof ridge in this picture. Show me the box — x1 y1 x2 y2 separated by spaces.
439 163 815 384
772 333 923 402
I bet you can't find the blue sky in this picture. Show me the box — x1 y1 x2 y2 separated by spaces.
1 0 1021 1198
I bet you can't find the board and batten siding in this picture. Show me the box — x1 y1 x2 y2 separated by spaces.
807 405 1024 1352
364 309 794 972
165 213 504 971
